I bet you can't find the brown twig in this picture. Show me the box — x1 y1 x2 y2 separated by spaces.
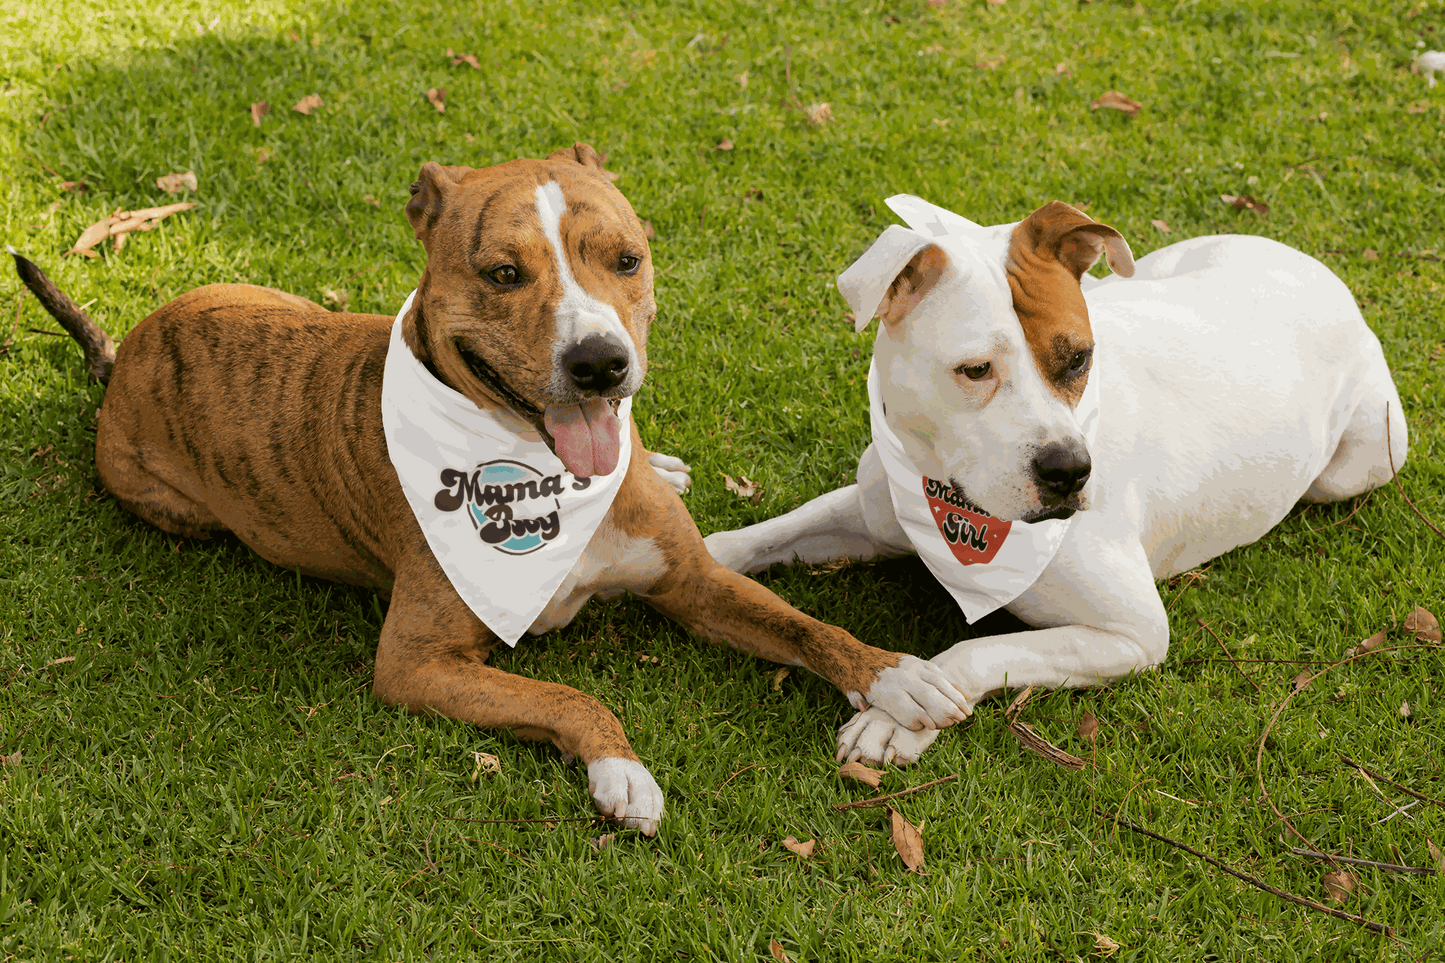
1260 489 1373 540
1095 808 1395 938
1289 847 1439 876
1387 406 1444 541
1002 684 1087 769
1256 643 1445 868
463 836 532 865
442 814 599 826
1197 619 1262 692
830 775 959 811
715 762 765 797
1339 755 1445 810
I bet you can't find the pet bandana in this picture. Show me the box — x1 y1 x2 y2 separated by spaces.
381 291 631 645
864 195 1102 622
869 359 1101 623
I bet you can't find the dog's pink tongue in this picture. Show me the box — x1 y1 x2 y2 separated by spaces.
544 400 621 478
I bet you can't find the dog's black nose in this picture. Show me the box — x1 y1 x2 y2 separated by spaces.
563 335 630 392
1033 443 1091 500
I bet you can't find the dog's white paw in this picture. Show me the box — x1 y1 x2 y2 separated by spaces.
648 452 692 494
586 757 664 836
852 655 972 731
836 707 941 766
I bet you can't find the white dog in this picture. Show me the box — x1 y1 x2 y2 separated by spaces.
705 196 1408 766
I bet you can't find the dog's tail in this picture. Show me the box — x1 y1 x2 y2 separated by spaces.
8 245 116 384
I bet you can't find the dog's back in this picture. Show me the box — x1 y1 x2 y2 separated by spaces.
1081 234 1406 577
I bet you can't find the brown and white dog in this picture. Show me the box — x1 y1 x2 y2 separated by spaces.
13 146 969 835
706 196 1407 766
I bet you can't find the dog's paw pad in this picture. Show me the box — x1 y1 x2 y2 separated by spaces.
836 708 941 766
586 757 664 836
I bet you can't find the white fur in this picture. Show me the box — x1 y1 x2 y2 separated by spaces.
707 226 1408 766
534 181 641 395
648 451 692 494
586 757 664 836
530 530 667 634
852 656 973 731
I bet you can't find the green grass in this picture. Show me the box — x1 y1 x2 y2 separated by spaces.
2 0 1444 959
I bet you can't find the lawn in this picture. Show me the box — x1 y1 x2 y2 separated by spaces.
2 0 1443 959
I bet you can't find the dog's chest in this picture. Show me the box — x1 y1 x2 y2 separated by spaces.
526 522 666 634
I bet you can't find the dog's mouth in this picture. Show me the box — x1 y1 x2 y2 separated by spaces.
948 478 1082 524
458 345 625 479
1023 505 1077 523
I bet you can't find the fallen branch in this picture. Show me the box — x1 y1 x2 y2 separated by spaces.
1339 755 1445 811
441 814 599 826
1256 643 1443 864
1387 406 1444 541
1289 847 1439 876
830 775 959 811
1095 808 1394 938
1197 619 1261 692
1003 684 1086 770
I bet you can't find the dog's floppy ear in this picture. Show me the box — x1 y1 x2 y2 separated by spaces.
1020 201 1135 280
547 142 620 183
406 161 462 241
838 225 948 333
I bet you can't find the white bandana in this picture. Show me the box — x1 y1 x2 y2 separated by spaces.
381 291 631 645
868 351 1101 625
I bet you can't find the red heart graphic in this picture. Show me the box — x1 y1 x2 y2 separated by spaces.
922 477 1011 565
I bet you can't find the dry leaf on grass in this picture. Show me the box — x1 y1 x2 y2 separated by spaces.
769 939 791 963
838 760 884 788
363 194 380 207
470 751 501 780
1093 933 1122 956
156 170 198 194
446 47 481 69
67 202 196 257
1090 91 1142 116
254 146 273 165
292 93 324 115
59 180 87 193
1322 869 1358 902
1400 700 1412 719
723 473 763 505
771 668 790 691
589 833 614 852
714 139 734 151
1 749 20 767
1292 669 1314 692
321 288 349 311
426 87 447 113
1348 628 1387 657
805 102 833 126
1404 604 1441 642
1151 219 1173 233
42 656 76 668
781 836 815 858
1363 248 1379 261
1078 708 1099 744
1427 837 1444 873
890 807 924 872
250 101 270 126
1220 194 1269 217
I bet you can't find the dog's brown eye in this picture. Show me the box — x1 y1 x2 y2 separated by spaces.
618 254 641 275
957 362 991 382
1068 350 1091 373
488 265 521 287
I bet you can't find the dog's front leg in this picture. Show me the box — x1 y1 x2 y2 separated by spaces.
373 557 664 835
704 444 909 574
837 537 1169 765
646 558 971 733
